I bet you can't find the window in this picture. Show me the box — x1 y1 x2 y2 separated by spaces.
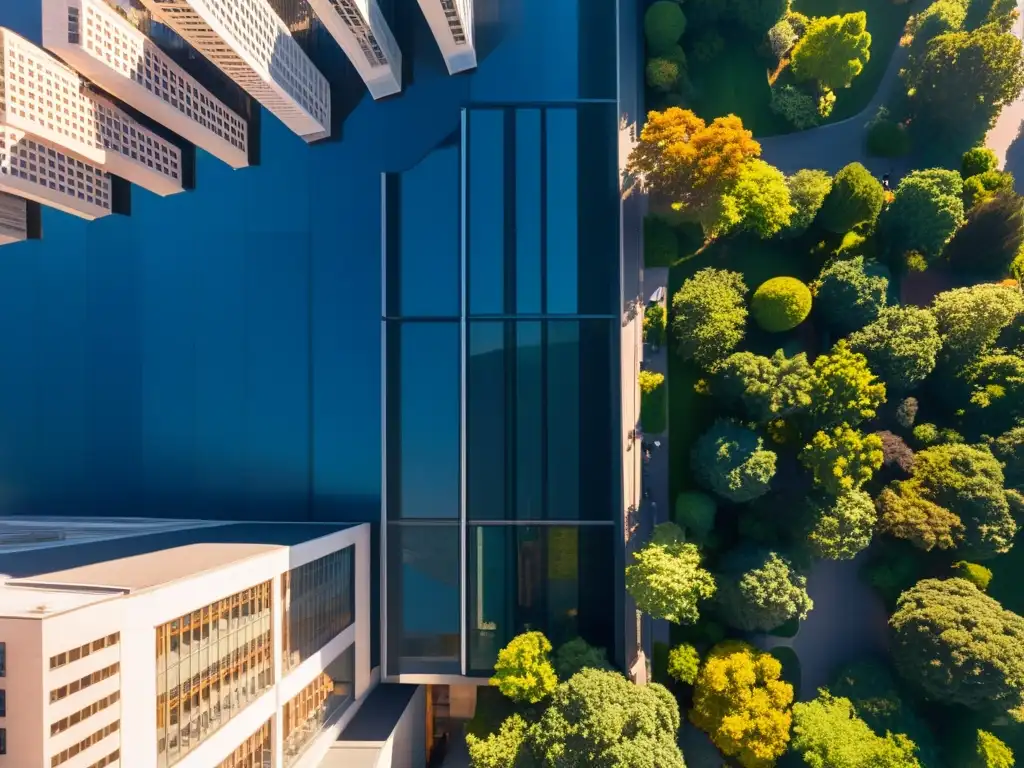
0 642 5 676
0 689 5 717
50 634 119 670
282 648 354 766
0 728 5 755
281 547 355 673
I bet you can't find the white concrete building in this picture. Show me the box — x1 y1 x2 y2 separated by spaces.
0 192 28 245
41 0 249 169
0 519 374 768
416 0 476 75
306 0 401 99
0 27 183 197
138 0 331 142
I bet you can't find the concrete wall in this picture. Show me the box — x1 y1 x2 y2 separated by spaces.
318 685 425 768
0 619 45 768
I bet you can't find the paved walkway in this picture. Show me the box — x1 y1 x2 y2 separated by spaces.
987 0 1024 185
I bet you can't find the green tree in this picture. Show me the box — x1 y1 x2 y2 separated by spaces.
953 561 994 591
866 114 911 157
690 641 794 768
530 669 685 767
963 169 1016 209
817 163 886 234
731 0 790 35
904 25 1024 139
692 419 778 502
770 84 821 130
848 306 941 392
552 637 612 679
967 350 1024 432
809 340 888 427
879 168 965 261
751 277 813 332
466 713 530 768
963 146 1000 178
782 169 832 236
972 730 1015 768
909 0 967 45
990 426 1024 490
945 192 1024 278
769 19 799 62
674 491 718 544
667 643 701 685
877 483 965 552
490 632 558 704
791 12 872 91
645 57 680 92
717 549 813 632
891 578 1024 722
713 349 813 422
644 0 687 55
791 692 922 768
813 256 889 332
716 160 795 239
932 283 1024 364
626 522 717 623
805 490 878 560
671 268 748 370
644 303 668 347
800 425 884 494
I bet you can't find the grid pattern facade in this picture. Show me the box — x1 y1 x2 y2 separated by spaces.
48 662 119 704
0 29 182 182
0 128 111 214
326 0 389 66
439 0 468 45
78 0 247 153
213 719 271 768
281 646 354 767
50 691 120 737
155 581 273 768
49 632 119 670
142 0 329 136
281 545 354 674
50 719 119 767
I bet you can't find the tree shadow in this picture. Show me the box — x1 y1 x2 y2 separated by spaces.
1004 117 1024 192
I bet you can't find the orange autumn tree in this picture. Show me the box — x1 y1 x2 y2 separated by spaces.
627 108 762 217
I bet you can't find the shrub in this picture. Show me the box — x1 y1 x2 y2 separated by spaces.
626 523 717 623
644 215 678 266
769 84 820 130
896 397 919 428
674 491 717 543
645 0 687 55
817 162 886 234
866 117 910 158
818 88 837 118
875 430 916 479
667 643 701 685
644 303 667 346
813 256 888 332
904 251 928 272
847 306 942 392
963 146 1000 178
692 420 778 502
671 268 748 370
713 349 813 422
552 637 612 678
953 561 993 591
646 57 680 92
490 631 558 703
768 19 798 61
912 423 940 446
638 369 665 395
751 277 813 332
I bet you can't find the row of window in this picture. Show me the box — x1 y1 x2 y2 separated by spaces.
50 691 120 737
50 719 119 768
215 719 271 768
281 546 354 674
49 663 119 704
50 633 120 670
282 646 354 767
84 749 119 768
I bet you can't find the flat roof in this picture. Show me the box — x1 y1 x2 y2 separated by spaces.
335 684 419 745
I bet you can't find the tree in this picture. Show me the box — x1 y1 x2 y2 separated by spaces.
878 443 1017 558
638 369 665 395
626 522 717 623
891 578 1024 721
813 256 889 332
932 283 1024 364
791 13 872 91
770 84 821 130
800 426 884 494
904 25 1024 139
809 340 888 427
963 146 1000 178
716 159 795 239
644 303 667 347
491 632 558 704
627 109 760 215
689 640 794 768
909 0 967 45
644 0 687 55
731 0 790 35
783 169 832 236
879 168 965 261
667 643 701 685
805 490 877 559
945 192 1024 278
674 491 717 543
866 114 911 157
896 397 919 428
967 350 1024 432
671 268 748 369
646 58 680 92
953 561 994 591
875 430 916 480
466 713 530 768
972 730 1015 768
751 277 813 332
990 426 1024 490
769 19 798 61
530 669 685 767
552 637 612 679
791 692 922 768
712 349 813 422
717 549 814 631
817 163 886 233
963 169 1016 209
848 306 941 392
692 420 778 502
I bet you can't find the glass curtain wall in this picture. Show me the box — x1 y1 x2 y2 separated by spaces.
281 545 355 673
282 646 355 766
214 719 272 768
156 581 274 768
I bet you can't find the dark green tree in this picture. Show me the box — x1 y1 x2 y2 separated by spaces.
990 425 1024 490
716 549 813 631
817 162 886 233
848 306 942 392
552 637 613 679
644 0 687 55
962 146 999 177
712 349 813 423
782 169 832 236
805 490 878 560
692 419 777 502
945 192 1024 278
878 168 965 261
671 268 748 370
813 256 888 333
962 169 1015 209
933 283 1024 364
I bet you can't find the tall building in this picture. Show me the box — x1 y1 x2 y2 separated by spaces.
415 0 476 74
137 0 330 142
0 519 377 768
0 27 183 197
40 0 249 169
305 0 401 99
0 192 27 244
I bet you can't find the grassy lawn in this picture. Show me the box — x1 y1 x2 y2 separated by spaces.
641 384 668 434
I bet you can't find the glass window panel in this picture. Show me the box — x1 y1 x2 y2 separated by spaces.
545 108 578 314
515 109 542 314
387 322 460 519
578 319 615 521
468 109 505 315
547 321 579 520
467 321 505 521
280 546 354 673
516 323 543 520
386 523 460 674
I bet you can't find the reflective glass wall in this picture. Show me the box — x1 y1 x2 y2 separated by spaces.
282 646 355 766
281 545 354 673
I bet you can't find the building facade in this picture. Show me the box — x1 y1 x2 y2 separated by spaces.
40 0 249 169
0 27 183 196
305 0 400 100
414 0 475 75
0 520 372 768
0 191 28 244
138 0 330 141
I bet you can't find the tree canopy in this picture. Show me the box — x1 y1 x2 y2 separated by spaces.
991 426 1024 490
671 268 749 370
692 420 778 502
713 349 813 422
791 12 872 91
813 256 889 332
879 168 965 261
800 425 884 495
809 340 888 427
750 277 812 332
783 169 832 237
932 284 1024 364
490 631 558 704
716 549 813 631
626 522 717 624
848 306 942 392
816 163 886 234
972 730 1015 768
713 160 796 239
805 490 878 560
945 191 1024 278
891 578 1024 722
690 640 794 768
